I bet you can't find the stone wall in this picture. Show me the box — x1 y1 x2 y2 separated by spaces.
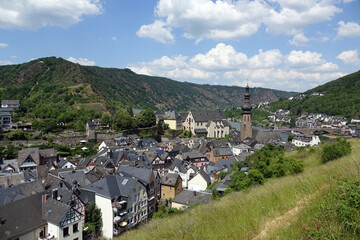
52 135 87 145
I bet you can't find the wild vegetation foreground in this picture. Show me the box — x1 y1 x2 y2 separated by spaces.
119 139 360 240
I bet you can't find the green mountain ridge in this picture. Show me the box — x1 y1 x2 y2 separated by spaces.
0 57 297 113
269 70 360 118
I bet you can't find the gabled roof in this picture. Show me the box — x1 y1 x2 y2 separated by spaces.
85 166 109 183
172 189 211 206
211 147 233 157
0 180 44 206
163 110 182 120
39 148 56 158
117 166 153 185
0 193 46 240
82 175 140 200
190 110 225 122
169 159 187 174
214 157 236 172
180 151 206 160
18 148 40 166
191 169 211 185
161 173 181 187
59 170 86 187
42 198 72 226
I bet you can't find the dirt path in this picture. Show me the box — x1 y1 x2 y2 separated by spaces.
251 193 316 240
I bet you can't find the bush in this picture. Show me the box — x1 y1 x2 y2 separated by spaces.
321 139 351 163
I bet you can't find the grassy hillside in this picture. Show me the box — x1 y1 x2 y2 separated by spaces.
119 139 360 240
269 70 360 118
0 57 296 113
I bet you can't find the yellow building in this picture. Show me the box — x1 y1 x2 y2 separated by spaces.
161 173 183 200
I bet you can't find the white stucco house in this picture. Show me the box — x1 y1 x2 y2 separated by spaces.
83 175 148 239
188 169 211 191
292 135 321 147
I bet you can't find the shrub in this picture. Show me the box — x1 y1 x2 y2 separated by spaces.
321 139 351 163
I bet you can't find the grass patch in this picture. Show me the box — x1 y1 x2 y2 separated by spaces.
118 139 360 240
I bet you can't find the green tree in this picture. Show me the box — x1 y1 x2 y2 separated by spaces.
100 113 110 126
113 110 133 130
290 116 296 128
135 108 156 128
84 202 102 237
321 138 351 163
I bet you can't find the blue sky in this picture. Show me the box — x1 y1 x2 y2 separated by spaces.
0 0 360 92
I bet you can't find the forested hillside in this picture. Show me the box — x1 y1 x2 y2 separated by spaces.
0 57 296 129
269 70 360 118
0 57 296 111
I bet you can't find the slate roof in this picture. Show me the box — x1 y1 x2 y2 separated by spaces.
214 157 236 172
59 170 86 187
1 159 19 172
85 166 109 184
0 180 44 206
254 130 281 143
180 151 207 160
0 193 46 240
172 189 211 206
0 172 25 188
17 148 40 166
83 175 139 200
39 148 56 158
191 110 225 122
211 147 233 157
42 198 72 226
163 110 182 120
117 166 153 185
169 159 187 174
161 173 181 187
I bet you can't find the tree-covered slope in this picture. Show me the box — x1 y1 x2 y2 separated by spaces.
0 57 297 114
269 70 360 118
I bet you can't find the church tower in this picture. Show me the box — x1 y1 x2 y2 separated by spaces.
240 84 252 141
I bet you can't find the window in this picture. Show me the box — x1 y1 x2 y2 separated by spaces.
63 227 69 237
39 227 45 238
129 196 132 204
143 190 146 197
73 223 79 233
169 187 172 191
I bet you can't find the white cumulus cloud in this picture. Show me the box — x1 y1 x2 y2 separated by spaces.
136 20 174 44
0 42 8 48
138 0 342 43
67 57 95 66
336 49 360 67
288 33 309 46
248 49 283 69
190 43 247 70
0 0 103 30
335 21 360 39
129 43 344 91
